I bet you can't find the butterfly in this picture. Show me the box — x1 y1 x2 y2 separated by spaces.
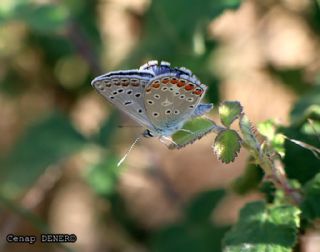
91 60 214 154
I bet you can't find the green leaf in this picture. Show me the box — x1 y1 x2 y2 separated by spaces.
301 173 320 221
223 201 301 252
213 129 241 163
231 160 263 195
257 120 285 157
16 3 70 33
290 85 320 124
281 125 320 184
185 189 225 222
239 114 260 152
219 101 243 128
170 117 218 149
152 189 229 252
85 156 121 197
0 112 87 198
267 64 306 94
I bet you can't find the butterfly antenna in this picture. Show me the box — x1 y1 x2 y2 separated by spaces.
117 136 141 167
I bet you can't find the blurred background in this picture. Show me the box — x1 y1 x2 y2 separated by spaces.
0 0 319 251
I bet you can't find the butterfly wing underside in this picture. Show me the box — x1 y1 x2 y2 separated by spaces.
144 74 207 131
91 71 155 129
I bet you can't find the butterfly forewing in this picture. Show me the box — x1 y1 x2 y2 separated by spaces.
92 71 155 129
144 75 206 130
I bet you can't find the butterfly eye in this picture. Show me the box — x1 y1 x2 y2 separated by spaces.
154 94 160 99
179 94 185 99
153 112 159 117
147 100 154 105
118 89 124 93
161 87 168 91
165 109 172 114
187 97 194 102
174 110 180 114
127 90 133 94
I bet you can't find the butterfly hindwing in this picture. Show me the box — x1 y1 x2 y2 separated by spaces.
144 74 207 131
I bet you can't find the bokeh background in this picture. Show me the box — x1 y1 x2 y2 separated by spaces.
0 0 319 251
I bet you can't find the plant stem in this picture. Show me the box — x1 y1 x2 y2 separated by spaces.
239 114 303 205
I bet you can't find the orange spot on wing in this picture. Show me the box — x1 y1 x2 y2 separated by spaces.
162 78 170 84
151 81 160 88
185 83 195 91
177 80 186 87
170 78 178 84
193 88 203 95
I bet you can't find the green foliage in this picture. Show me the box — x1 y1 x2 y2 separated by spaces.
93 111 119 147
300 173 320 221
290 85 320 124
1 0 320 251
267 65 306 94
218 101 243 128
170 117 217 149
86 156 121 197
231 160 263 195
280 85 320 184
152 190 228 252
239 115 261 152
0 1 70 33
257 120 285 157
223 201 301 252
0 113 87 198
213 129 241 163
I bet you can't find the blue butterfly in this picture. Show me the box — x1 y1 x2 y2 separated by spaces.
92 60 213 164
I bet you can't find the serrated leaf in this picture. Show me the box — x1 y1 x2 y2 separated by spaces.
219 101 243 128
301 173 320 221
257 120 285 157
0 112 87 198
213 129 241 163
223 201 301 252
239 114 260 152
170 117 218 149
